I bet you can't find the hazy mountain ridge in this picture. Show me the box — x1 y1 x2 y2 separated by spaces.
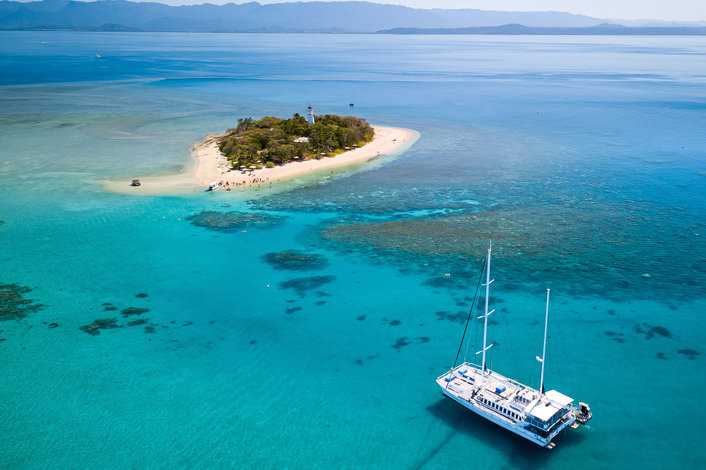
0 0 704 33
379 24 706 36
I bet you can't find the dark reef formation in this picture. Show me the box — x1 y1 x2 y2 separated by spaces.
677 349 700 360
435 311 468 323
80 318 121 335
186 211 283 233
279 275 336 297
0 282 44 321
121 307 149 317
392 336 430 350
263 251 329 271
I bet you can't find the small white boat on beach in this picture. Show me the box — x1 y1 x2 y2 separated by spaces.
436 242 591 448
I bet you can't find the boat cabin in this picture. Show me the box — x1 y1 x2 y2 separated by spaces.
526 390 574 432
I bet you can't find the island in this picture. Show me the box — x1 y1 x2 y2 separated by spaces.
219 113 374 169
102 113 418 195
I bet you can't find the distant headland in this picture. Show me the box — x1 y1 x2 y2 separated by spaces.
377 24 706 35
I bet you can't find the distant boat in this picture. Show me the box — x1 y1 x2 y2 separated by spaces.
95 53 102 59
349 102 354 107
436 242 592 448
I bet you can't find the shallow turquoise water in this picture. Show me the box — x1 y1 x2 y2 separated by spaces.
1 32 705 468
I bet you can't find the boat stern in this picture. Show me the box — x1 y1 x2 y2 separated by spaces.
575 401 592 425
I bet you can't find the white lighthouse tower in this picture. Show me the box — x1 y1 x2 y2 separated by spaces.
306 105 315 125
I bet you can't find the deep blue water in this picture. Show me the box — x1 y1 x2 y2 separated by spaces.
1 31 705 469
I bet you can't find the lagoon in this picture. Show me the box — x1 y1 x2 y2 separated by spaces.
1 31 705 468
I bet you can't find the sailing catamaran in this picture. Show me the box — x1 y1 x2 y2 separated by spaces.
436 242 591 448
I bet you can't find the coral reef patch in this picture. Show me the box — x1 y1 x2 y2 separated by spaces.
648 326 672 339
186 211 283 233
435 311 468 323
677 349 700 360
0 282 44 321
279 275 336 297
637 323 672 340
80 318 121 335
392 336 430 350
317 203 706 303
321 215 506 257
121 307 149 317
263 251 329 271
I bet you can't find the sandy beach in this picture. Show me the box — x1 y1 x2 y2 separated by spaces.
102 126 418 196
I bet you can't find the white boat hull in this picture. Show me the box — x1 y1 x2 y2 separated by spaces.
440 386 574 447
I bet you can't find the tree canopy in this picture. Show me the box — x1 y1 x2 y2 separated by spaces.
218 114 374 169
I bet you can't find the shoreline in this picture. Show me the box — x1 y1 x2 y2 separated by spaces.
101 126 419 196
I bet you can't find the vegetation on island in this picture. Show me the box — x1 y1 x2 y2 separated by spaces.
218 114 374 169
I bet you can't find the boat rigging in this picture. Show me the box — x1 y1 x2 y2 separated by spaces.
435 242 592 448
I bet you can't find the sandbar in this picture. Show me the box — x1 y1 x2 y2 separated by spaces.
102 126 419 196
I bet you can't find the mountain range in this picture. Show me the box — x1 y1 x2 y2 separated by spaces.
1 0 705 33
381 24 706 36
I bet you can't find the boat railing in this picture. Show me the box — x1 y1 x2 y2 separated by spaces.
467 362 529 390
505 377 528 390
464 362 484 372
439 362 529 389
436 362 480 381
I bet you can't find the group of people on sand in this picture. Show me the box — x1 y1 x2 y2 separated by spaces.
213 176 276 191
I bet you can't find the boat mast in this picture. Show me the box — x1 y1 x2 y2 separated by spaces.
478 241 495 373
537 288 550 395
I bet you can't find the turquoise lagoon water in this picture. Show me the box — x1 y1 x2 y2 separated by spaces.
1 32 705 468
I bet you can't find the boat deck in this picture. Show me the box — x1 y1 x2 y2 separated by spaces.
436 362 540 424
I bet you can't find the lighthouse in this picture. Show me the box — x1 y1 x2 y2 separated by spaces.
306 105 315 125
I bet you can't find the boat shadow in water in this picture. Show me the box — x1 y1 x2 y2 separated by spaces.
421 398 587 467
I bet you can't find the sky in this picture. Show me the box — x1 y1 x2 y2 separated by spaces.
250 1 704 22
401 1 705 21
13 0 706 22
